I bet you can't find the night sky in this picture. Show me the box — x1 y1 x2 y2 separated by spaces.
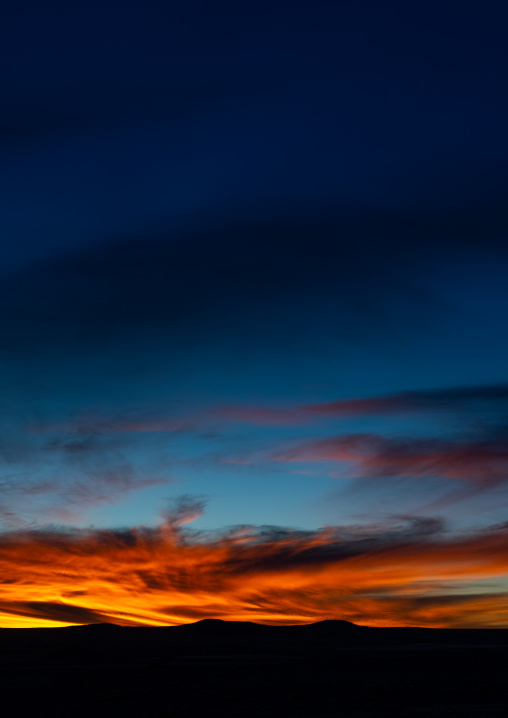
1 0 508 627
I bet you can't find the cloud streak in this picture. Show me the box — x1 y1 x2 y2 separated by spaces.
0 468 170 526
0 513 507 628
218 383 508 425
34 411 190 435
273 433 508 493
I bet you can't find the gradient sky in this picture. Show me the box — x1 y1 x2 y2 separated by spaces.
1 0 508 628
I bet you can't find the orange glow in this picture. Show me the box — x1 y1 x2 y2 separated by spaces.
0 520 507 628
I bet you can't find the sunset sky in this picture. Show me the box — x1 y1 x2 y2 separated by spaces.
1 0 508 628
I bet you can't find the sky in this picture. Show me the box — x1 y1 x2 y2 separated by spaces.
1 0 508 628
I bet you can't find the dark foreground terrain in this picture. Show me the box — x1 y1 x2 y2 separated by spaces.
1 619 507 717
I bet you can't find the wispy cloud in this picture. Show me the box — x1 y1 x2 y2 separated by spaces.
217 383 508 425
273 433 508 493
161 494 207 527
34 411 191 435
0 467 170 526
304 384 508 418
0 407 184 528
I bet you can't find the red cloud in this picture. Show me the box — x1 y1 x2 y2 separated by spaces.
215 383 508 425
273 433 508 488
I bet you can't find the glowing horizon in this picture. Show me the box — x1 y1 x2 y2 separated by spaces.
1 510 507 629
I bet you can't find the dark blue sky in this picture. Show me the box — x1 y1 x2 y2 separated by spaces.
1 0 508 536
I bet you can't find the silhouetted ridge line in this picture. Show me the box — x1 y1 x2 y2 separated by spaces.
64 622 123 630
299 619 364 631
172 618 363 633
65 618 365 631
174 618 273 633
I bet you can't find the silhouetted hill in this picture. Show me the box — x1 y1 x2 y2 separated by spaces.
64 622 124 630
171 618 363 636
298 618 364 632
173 617 272 634
1 619 507 717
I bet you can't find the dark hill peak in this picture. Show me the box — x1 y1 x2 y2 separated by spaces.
175 619 269 633
302 619 363 630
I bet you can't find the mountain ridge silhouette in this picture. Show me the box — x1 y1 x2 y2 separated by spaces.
64 617 365 631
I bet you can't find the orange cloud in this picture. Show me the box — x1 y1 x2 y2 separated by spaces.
0 516 507 628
